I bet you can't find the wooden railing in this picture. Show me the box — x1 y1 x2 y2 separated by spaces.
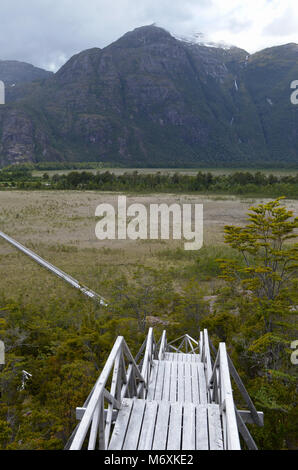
202 329 264 450
68 328 263 451
167 333 199 354
137 328 158 398
158 330 167 360
208 342 241 450
200 329 212 388
70 335 145 450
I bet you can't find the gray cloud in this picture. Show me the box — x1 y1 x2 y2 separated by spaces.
263 7 298 36
0 0 297 72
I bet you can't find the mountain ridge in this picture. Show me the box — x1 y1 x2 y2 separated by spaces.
0 25 298 168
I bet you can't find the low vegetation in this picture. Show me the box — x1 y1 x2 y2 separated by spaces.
0 195 297 450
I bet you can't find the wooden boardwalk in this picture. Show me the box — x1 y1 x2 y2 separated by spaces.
68 329 264 451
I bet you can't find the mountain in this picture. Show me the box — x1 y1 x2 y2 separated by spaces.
0 60 52 85
0 25 298 168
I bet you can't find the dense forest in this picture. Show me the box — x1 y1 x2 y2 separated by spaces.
0 198 297 450
0 167 298 198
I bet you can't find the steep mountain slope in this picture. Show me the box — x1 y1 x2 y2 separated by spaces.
0 26 297 167
0 60 52 85
0 60 53 103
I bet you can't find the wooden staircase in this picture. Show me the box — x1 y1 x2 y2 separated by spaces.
67 329 263 451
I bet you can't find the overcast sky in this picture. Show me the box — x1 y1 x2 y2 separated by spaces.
1 0 298 72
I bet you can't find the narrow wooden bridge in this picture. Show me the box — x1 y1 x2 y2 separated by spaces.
67 329 263 451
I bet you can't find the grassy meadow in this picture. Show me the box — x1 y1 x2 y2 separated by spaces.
2 190 296 305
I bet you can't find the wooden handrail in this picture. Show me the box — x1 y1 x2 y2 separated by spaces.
208 343 241 450
158 330 167 360
70 333 147 450
208 337 263 428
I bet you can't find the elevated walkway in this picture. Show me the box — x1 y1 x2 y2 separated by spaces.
67 329 264 451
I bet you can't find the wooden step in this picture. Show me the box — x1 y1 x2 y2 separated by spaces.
108 398 223 450
164 352 201 362
147 360 207 404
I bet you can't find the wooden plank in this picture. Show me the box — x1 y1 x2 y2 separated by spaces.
147 361 158 400
182 403 196 450
70 337 123 450
198 363 207 404
184 363 192 403
170 361 178 402
88 398 101 450
152 402 170 450
196 405 209 450
154 361 165 401
190 364 200 404
208 404 223 450
108 399 133 450
235 408 257 450
227 354 263 427
162 361 172 401
203 329 212 386
238 410 264 426
167 403 183 450
138 401 158 450
177 362 185 403
123 399 146 450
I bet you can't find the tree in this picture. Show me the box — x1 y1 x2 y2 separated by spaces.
218 198 297 332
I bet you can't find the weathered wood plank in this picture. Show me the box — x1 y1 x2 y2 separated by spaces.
184 363 192 403
167 403 183 450
177 362 185 403
138 401 158 450
196 405 209 450
190 364 200 404
154 361 165 401
123 399 146 450
182 403 196 450
152 402 170 450
146 360 158 400
203 329 212 386
108 399 133 450
170 361 178 402
88 398 101 450
208 404 223 450
198 363 207 404
162 361 172 401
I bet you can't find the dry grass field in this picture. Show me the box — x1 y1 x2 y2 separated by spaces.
0 190 297 307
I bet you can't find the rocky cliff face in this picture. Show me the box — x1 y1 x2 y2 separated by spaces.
0 25 298 167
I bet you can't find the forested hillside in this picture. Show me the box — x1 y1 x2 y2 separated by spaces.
1 25 298 168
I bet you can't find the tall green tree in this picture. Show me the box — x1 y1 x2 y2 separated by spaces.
218 198 297 332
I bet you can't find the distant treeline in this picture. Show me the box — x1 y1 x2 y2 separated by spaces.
1 168 298 197
1 161 119 171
